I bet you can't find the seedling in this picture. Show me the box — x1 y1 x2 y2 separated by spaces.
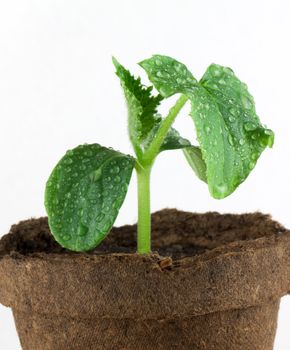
45 55 274 254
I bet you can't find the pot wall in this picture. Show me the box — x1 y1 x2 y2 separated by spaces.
13 300 280 350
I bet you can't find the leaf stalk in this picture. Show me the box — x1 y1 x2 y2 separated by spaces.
142 94 188 165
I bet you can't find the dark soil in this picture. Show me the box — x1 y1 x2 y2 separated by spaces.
0 209 286 259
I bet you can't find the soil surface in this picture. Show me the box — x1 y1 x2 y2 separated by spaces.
0 209 286 259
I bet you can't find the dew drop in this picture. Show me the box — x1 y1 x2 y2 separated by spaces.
112 201 120 209
219 79 226 85
78 223 88 237
241 95 252 110
110 166 120 174
229 116 235 123
244 122 256 131
214 69 222 77
62 234 71 241
259 138 268 147
215 183 229 197
90 170 101 182
251 152 259 160
248 161 255 170
210 65 222 77
228 135 234 146
223 67 234 76
239 138 245 146
85 150 93 157
155 59 162 66
264 129 273 136
204 125 211 134
64 157 73 165
156 71 163 78
159 87 168 96
96 213 105 222
102 223 111 232
114 175 121 183
174 63 183 73
229 108 238 116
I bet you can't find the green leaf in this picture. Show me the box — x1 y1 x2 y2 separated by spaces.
139 55 198 97
113 57 163 155
140 55 274 199
143 122 191 152
160 127 191 151
45 144 134 252
183 146 207 183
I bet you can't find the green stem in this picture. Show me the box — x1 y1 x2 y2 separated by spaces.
136 165 151 254
135 94 188 254
142 94 188 165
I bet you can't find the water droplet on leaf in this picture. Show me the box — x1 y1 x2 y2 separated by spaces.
205 126 211 134
244 122 256 131
251 152 259 160
249 161 255 170
78 223 88 237
85 150 93 157
241 95 252 110
230 107 239 117
62 234 71 241
155 59 162 66
264 129 273 136
64 157 73 165
215 183 229 197
228 135 234 145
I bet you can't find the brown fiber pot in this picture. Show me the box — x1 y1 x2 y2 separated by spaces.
0 209 290 350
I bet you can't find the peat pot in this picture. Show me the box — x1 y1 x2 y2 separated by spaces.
0 209 290 350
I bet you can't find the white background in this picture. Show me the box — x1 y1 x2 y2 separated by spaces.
0 0 289 348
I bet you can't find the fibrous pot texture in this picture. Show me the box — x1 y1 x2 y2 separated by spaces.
0 209 290 350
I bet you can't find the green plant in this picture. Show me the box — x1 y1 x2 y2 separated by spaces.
45 55 274 254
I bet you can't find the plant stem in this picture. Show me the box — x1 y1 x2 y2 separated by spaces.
136 165 151 254
142 94 188 165
135 94 188 254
